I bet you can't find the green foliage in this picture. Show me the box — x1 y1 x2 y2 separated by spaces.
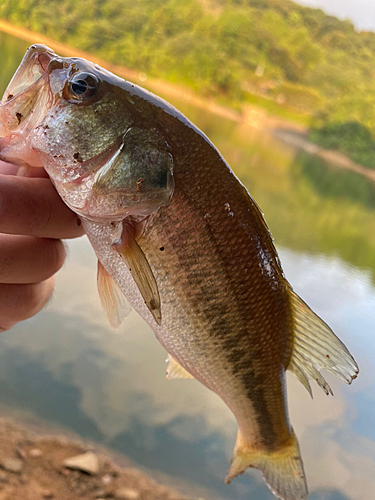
310 122 375 169
2 0 375 166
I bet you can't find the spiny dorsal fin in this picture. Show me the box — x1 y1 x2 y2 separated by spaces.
226 428 308 500
288 290 359 396
166 355 194 380
97 260 132 329
114 224 161 325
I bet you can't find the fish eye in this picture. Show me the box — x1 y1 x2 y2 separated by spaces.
66 72 99 102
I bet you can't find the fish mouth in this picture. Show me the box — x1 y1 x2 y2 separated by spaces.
0 44 57 166
1 44 55 106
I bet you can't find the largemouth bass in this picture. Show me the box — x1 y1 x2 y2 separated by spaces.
0 45 359 500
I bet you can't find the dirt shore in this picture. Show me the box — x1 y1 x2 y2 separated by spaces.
0 419 189 500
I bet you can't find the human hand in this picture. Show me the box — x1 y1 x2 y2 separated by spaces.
0 161 84 331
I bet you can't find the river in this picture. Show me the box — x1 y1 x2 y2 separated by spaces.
0 31 374 500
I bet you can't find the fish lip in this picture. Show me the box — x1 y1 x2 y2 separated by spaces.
1 44 56 106
0 45 56 140
34 44 57 71
0 45 58 166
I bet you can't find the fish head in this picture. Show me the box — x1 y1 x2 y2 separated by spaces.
0 44 174 221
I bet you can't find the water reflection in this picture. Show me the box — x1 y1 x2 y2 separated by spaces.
298 152 375 209
0 29 375 500
0 240 373 499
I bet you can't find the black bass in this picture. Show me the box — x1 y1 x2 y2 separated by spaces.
0 45 358 500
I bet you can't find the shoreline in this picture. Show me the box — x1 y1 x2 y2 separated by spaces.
1 19 375 183
0 416 191 500
0 18 241 124
273 128 375 183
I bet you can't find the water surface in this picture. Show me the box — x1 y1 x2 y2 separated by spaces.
0 31 374 500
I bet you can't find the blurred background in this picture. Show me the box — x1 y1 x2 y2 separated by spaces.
0 1 374 499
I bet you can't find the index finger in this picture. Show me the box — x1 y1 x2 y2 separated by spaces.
0 160 18 176
0 174 84 239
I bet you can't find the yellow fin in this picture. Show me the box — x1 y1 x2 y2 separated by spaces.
114 225 161 325
288 290 359 396
97 260 131 329
166 355 194 380
226 429 308 500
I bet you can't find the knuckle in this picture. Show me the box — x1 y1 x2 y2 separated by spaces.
35 194 54 234
0 255 13 281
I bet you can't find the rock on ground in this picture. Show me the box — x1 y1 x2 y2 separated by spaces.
1 458 23 474
63 451 100 475
115 486 140 499
0 419 190 500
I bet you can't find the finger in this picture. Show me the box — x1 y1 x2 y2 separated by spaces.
0 234 66 284
17 165 49 178
0 278 55 332
0 161 18 176
0 174 84 239
0 161 48 178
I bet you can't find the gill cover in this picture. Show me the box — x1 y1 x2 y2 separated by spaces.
91 126 174 219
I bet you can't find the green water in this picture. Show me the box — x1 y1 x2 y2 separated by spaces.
0 31 374 500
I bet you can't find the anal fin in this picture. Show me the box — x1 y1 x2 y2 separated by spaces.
114 223 161 325
97 260 131 328
226 428 308 500
166 355 194 380
288 290 359 396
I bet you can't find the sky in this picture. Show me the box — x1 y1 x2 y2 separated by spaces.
295 0 375 32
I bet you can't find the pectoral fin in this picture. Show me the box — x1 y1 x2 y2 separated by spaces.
166 355 194 380
97 260 131 328
287 290 359 396
114 224 161 325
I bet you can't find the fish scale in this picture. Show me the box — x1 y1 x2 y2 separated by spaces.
132 187 294 449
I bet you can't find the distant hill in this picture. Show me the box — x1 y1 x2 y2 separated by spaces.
2 0 375 167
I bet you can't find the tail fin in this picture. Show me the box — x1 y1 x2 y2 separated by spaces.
226 429 308 500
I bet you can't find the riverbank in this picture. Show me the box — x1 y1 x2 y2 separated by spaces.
0 18 241 124
0 417 189 500
273 128 375 183
0 19 307 129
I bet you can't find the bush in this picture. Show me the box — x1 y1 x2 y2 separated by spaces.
309 121 375 169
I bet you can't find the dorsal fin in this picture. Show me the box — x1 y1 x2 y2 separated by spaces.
288 290 359 396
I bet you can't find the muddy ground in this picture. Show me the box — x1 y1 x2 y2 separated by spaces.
0 419 190 500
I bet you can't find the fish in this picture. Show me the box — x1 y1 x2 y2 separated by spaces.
0 44 359 500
